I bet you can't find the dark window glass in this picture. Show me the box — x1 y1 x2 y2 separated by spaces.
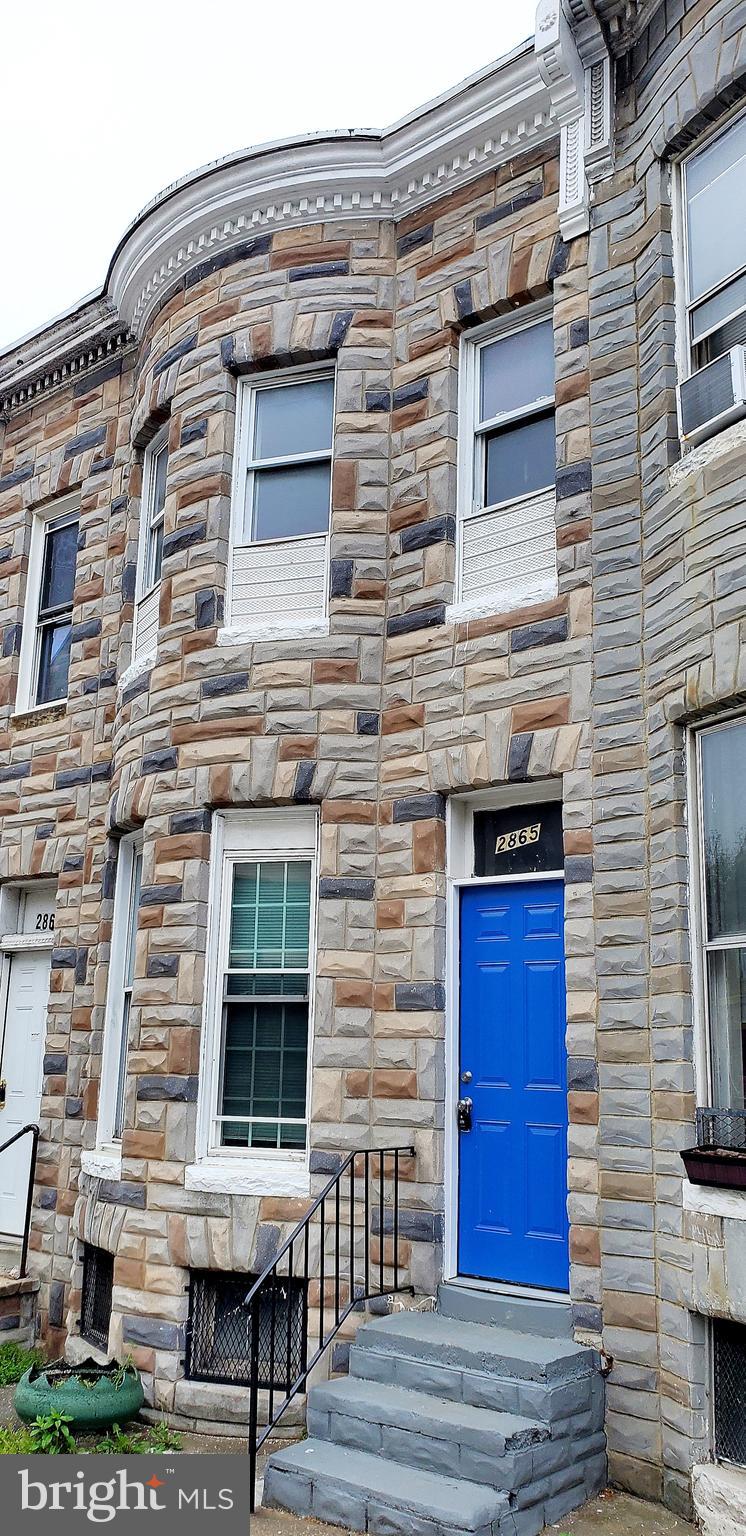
36 622 72 705
480 319 554 422
484 411 556 508
252 461 331 540
40 520 77 614
701 720 746 940
253 377 333 460
473 801 564 878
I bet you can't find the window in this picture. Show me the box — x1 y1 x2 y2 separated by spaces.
457 312 556 613
17 498 79 712
81 1244 114 1351
98 835 142 1146
200 812 317 1160
695 718 746 1115
228 369 334 634
133 428 168 660
713 1318 746 1465
683 112 746 373
186 1270 307 1387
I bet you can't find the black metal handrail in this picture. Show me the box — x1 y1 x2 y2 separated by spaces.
245 1145 414 1510
0 1122 39 1278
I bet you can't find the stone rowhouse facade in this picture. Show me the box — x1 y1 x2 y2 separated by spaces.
0 0 744 1517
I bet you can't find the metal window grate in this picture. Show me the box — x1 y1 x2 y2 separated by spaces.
186 1270 307 1389
697 1108 746 1151
714 1318 746 1464
81 1244 114 1351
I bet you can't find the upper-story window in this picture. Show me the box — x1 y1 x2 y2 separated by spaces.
228 367 334 636
98 833 142 1148
456 311 556 614
694 717 746 1115
683 112 746 374
16 494 79 713
133 427 168 662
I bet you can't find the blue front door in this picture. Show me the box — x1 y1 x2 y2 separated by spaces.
458 880 569 1290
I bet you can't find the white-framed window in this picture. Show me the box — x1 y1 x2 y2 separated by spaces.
98 834 142 1148
16 494 79 713
692 716 746 1112
454 307 557 616
226 366 334 637
197 810 318 1166
133 427 168 661
680 110 746 376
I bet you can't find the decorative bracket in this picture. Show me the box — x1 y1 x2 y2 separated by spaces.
535 0 612 241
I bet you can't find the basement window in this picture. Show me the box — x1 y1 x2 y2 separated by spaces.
714 1317 746 1465
186 1270 307 1388
80 1244 114 1352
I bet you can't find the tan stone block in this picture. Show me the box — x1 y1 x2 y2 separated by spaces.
570 1225 601 1266
511 696 569 733
372 1069 417 1098
603 1290 657 1330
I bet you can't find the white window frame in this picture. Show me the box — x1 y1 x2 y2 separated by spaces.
675 106 746 389
16 492 80 717
447 302 557 625
221 363 335 645
96 833 142 1154
132 426 168 663
190 809 318 1196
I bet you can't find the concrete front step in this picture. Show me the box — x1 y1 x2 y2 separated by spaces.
438 1283 573 1338
307 1374 549 1486
352 1312 596 1384
263 1439 514 1536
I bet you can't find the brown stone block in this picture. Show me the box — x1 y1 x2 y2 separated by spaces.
332 460 357 510
568 1091 598 1124
416 238 475 280
391 400 429 431
374 984 395 1011
555 370 589 407
652 1091 695 1122
600 1170 654 1202
155 832 211 862
122 1130 166 1160
372 1069 417 1099
390 499 429 533
334 979 374 1009
322 800 376 825
607 1452 663 1503
377 900 405 929
270 241 350 270
114 1257 145 1289
175 474 228 510
409 328 456 362
313 659 358 684
413 818 446 874
597 1031 650 1064
198 299 241 327
511 695 569 733
382 703 425 735
564 829 592 854
351 308 393 329
279 737 317 761
83 1081 99 1120
603 1290 657 1330
345 1070 370 1099
259 1197 312 1222
458 593 567 641
569 1226 601 1267
172 717 262 743
353 577 387 600
168 1029 199 1074
57 1189 77 1216
557 518 591 547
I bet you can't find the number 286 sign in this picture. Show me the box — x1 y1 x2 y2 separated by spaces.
495 821 541 855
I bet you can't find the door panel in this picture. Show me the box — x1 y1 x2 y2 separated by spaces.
0 950 50 1240
458 879 569 1290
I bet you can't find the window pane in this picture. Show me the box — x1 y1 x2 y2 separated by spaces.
253 377 334 460
251 461 330 541
36 621 72 705
686 116 746 303
691 271 746 344
220 998 308 1148
151 443 168 523
479 320 554 424
484 411 556 508
40 519 78 614
707 948 746 1112
700 721 746 940
113 992 132 1140
229 861 311 969
147 520 164 589
124 852 142 987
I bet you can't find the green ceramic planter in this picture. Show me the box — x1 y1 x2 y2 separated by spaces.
15 1360 144 1431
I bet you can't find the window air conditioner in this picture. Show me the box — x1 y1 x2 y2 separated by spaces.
679 346 746 445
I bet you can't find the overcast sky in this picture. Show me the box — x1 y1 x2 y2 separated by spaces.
0 0 538 350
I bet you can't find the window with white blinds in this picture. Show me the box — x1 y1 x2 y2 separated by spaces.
228 368 334 634
457 311 557 614
682 112 746 373
133 427 168 662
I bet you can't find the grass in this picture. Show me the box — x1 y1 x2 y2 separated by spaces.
0 1416 182 1455
0 1342 42 1387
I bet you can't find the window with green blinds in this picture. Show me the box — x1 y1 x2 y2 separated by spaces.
218 859 311 1151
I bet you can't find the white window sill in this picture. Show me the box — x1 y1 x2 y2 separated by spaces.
683 1179 746 1221
81 1147 122 1180
185 1157 310 1196
446 577 558 627
117 649 156 697
218 618 329 647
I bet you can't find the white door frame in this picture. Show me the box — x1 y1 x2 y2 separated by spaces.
443 784 566 1290
0 882 56 1085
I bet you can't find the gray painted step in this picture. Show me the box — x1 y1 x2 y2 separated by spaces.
307 1374 549 1485
353 1310 597 1382
438 1283 573 1338
263 1438 514 1536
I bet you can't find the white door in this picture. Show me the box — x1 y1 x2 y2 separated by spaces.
0 948 50 1241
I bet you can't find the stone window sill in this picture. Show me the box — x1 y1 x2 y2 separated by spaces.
683 1178 746 1221
217 619 329 647
445 577 558 627
81 1147 122 1180
185 1157 310 1197
117 651 156 697
11 701 66 730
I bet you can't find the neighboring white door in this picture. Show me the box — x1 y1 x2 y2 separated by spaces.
0 948 50 1241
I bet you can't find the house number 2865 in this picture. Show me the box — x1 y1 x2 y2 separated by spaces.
495 822 541 854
